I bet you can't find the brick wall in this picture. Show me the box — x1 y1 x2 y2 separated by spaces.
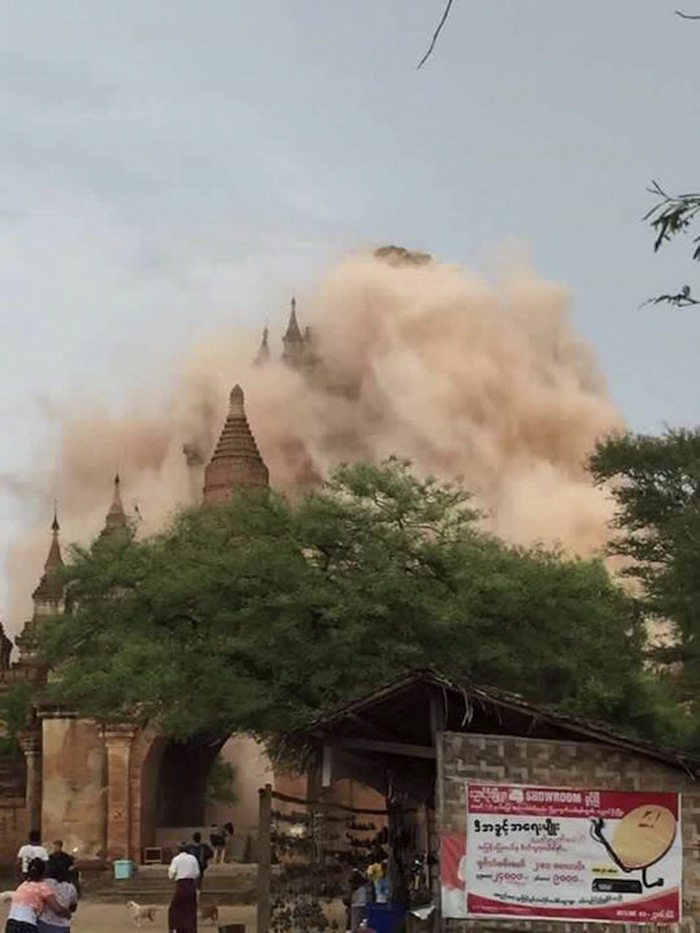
438 732 700 932
0 755 26 866
0 798 25 866
41 717 107 858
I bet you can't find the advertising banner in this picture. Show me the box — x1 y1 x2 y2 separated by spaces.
441 782 682 924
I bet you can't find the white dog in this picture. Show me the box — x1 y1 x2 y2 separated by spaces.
125 900 158 927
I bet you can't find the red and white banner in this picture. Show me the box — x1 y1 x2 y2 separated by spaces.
441 782 682 924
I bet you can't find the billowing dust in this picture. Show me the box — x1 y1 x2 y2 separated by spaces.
4 248 621 631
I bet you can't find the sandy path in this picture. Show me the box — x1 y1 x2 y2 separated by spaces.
4 902 258 932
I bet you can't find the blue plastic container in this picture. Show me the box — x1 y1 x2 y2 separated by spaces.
366 903 404 933
113 859 134 880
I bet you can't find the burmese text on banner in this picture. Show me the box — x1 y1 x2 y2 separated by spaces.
442 782 682 923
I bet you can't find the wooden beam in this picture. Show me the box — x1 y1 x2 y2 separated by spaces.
256 784 272 933
321 744 333 788
330 736 436 760
347 711 411 744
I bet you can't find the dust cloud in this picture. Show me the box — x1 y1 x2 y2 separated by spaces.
4 248 622 632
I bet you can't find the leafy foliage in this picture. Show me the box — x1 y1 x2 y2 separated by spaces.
36 460 671 746
589 429 700 710
645 181 700 262
0 682 36 747
206 757 237 806
643 182 700 307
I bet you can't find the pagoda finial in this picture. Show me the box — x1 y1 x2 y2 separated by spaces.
31 503 64 605
254 325 270 366
228 383 245 417
283 296 302 343
51 500 59 534
282 295 305 367
99 471 128 538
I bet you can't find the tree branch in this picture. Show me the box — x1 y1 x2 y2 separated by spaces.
641 286 700 309
417 0 455 69
676 10 700 18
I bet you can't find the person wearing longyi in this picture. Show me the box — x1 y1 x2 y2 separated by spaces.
167 842 199 933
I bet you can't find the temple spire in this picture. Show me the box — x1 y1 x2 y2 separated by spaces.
284 297 302 341
254 326 270 366
45 502 62 572
100 473 128 538
202 384 269 505
30 507 64 607
282 296 306 367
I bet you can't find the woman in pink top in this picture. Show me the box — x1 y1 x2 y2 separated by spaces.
5 859 70 933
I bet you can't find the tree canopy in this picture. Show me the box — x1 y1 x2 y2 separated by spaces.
32 460 677 747
590 429 700 711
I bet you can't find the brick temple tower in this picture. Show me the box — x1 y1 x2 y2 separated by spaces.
99 474 128 539
281 297 305 367
257 297 318 374
17 508 65 662
254 326 270 366
202 384 269 505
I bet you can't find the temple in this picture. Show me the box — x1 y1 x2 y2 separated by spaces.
202 385 269 505
0 298 376 866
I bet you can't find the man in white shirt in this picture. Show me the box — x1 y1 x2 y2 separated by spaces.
168 842 200 932
168 843 200 881
17 829 49 878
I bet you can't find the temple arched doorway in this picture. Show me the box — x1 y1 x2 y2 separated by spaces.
135 731 275 861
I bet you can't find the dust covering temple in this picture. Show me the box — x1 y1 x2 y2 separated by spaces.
0 298 375 865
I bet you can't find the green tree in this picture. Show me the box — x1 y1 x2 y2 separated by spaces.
589 428 700 709
642 12 700 306
206 757 237 807
0 682 35 757
35 460 668 745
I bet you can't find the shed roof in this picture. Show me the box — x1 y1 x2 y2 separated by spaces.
305 669 699 778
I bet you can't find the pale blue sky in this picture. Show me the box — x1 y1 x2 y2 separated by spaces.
2 1 700 610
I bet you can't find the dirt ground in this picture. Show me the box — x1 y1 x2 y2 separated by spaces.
4 902 258 932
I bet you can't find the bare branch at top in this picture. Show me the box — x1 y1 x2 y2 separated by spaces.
417 0 455 69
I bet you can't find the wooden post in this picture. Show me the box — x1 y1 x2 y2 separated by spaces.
257 783 272 933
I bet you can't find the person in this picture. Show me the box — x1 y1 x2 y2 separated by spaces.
5 857 71 933
208 825 226 865
167 841 199 933
367 861 389 904
187 832 213 890
16 833 48 881
223 822 235 862
348 868 372 933
36 858 78 933
46 844 79 900
45 844 73 885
